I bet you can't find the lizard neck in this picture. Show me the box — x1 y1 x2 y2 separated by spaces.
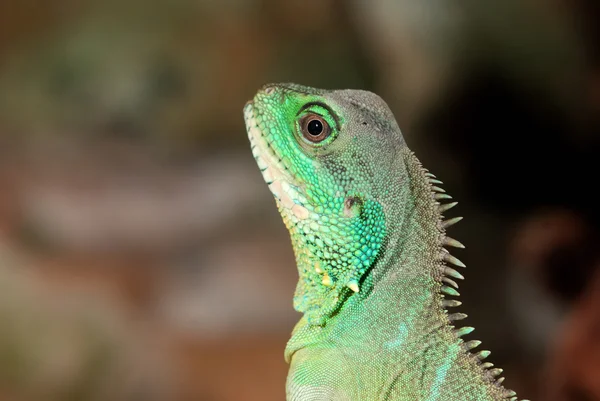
285 149 515 400
370 147 448 297
287 146 453 354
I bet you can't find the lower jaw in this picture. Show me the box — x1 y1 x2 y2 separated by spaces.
244 105 311 221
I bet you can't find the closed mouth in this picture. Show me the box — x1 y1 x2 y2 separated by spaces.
244 102 311 221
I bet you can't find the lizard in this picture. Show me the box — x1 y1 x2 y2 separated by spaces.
243 83 530 401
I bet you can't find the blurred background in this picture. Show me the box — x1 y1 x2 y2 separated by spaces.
0 0 598 400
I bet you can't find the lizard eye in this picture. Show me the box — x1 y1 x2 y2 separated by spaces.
300 114 331 143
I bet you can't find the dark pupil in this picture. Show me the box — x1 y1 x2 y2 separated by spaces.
307 119 323 136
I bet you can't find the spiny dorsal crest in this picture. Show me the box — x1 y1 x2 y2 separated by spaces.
424 166 529 401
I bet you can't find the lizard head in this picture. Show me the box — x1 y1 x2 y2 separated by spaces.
244 83 409 314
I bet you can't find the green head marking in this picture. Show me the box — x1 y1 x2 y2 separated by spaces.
244 84 410 323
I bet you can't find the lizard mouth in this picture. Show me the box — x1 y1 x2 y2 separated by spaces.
244 102 311 221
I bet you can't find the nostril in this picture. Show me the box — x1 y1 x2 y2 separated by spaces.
264 86 275 95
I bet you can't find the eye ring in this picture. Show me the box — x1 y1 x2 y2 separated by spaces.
299 114 331 143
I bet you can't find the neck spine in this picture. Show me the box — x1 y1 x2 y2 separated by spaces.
369 148 518 399
375 148 466 305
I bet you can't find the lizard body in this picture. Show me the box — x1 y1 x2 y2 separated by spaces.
243 84 529 401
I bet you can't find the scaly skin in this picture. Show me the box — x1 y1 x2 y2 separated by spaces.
243 84 529 401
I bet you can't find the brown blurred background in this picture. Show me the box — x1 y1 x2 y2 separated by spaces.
0 0 598 400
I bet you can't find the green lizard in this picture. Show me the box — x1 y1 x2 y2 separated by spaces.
243 83 530 401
